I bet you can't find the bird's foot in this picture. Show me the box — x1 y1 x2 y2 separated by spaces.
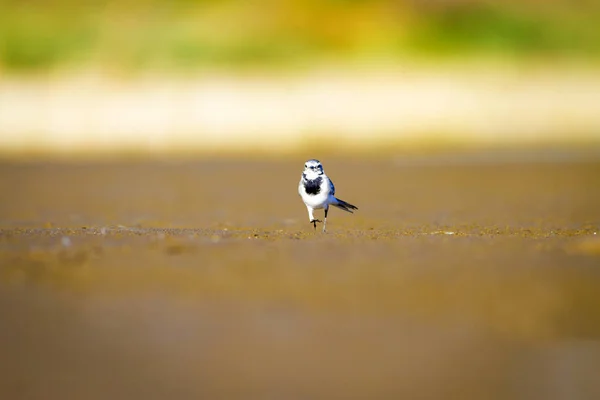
310 219 322 229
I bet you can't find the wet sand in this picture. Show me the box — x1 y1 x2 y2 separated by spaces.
1 155 600 399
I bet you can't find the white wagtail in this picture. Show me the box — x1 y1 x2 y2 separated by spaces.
298 159 358 232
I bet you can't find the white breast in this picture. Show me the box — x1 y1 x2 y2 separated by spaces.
298 174 331 209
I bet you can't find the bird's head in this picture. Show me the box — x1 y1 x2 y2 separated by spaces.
303 159 324 179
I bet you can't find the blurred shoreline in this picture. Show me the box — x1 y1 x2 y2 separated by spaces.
1 63 600 159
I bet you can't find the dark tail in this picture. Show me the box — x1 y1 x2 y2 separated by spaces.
332 198 358 213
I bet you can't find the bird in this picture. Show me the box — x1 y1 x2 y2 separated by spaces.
298 159 358 232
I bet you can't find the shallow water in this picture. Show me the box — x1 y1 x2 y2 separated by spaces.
1 156 600 399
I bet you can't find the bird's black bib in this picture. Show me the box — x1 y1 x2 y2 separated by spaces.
303 176 322 195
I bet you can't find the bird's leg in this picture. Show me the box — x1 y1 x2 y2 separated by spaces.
322 208 328 233
308 207 321 231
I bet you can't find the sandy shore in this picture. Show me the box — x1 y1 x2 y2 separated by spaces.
1 156 599 398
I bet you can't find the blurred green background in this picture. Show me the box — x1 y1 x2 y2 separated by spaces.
2 0 599 73
1 0 600 156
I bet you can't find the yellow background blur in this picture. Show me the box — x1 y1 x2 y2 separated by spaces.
1 0 599 156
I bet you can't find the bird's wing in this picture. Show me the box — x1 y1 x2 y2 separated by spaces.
328 178 335 196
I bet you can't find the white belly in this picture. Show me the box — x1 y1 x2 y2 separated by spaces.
298 177 331 209
301 190 330 209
